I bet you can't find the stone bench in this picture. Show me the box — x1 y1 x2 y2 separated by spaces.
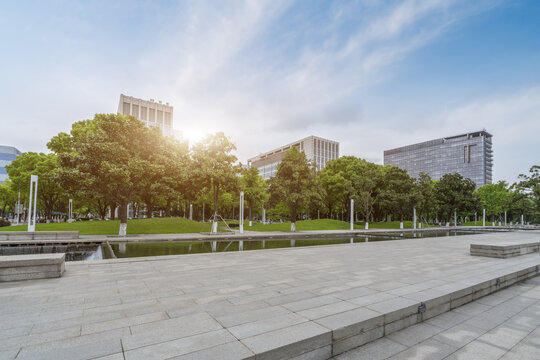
0 253 65 282
471 240 540 258
0 231 79 241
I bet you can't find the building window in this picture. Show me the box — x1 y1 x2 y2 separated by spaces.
132 105 139 119
149 108 155 122
141 106 147 120
123 102 130 115
165 112 171 125
157 110 163 124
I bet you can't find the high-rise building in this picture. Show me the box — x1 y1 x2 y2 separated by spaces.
0 146 22 183
383 130 493 187
248 136 340 179
117 94 173 137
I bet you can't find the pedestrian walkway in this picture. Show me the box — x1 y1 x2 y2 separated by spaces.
335 276 540 359
0 231 539 359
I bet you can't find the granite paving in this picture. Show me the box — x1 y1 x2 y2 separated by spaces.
0 231 539 359
335 276 540 359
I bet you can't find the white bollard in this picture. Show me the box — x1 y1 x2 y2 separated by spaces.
350 199 354 231
365 222 369 230
483 209 486 227
413 207 417 230
189 204 193 220
400 221 403 229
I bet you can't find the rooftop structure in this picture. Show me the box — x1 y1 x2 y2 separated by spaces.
384 130 493 187
248 135 339 179
0 145 22 183
117 94 173 137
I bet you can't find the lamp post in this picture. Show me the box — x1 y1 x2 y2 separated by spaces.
239 192 244 234
28 175 38 232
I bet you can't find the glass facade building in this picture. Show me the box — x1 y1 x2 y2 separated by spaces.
0 146 22 183
384 130 493 187
248 136 340 179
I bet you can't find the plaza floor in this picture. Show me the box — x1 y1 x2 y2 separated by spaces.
335 276 540 359
0 231 539 359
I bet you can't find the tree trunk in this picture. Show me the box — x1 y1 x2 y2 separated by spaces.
109 202 116 220
290 206 297 232
213 183 219 216
146 202 153 218
118 201 128 236
165 199 172 217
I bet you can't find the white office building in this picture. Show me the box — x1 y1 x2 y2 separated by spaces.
117 94 174 137
248 136 340 179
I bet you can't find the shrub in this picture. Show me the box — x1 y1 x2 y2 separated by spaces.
0 218 11 227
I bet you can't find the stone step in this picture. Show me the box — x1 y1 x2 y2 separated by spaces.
0 253 65 282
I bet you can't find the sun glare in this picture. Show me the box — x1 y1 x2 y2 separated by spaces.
181 128 209 144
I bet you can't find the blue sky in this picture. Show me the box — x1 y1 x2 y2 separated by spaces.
1 0 539 183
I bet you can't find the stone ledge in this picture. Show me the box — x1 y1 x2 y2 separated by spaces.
0 253 65 282
0 231 79 241
236 260 540 359
471 240 540 258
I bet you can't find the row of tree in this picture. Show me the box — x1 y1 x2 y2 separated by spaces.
1 113 539 233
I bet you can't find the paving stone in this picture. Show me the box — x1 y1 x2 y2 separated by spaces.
476 325 530 350
332 287 378 300
168 341 254 360
333 337 407 360
433 322 487 348
282 295 340 312
500 342 540 360
444 339 507 360
387 322 441 347
124 329 236 360
228 312 308 339
15 329 127 360
213 305 290 328
314 307 383 340
81 311 168 335
241 322 331 360
366 297 420 324
297 300 358 320
388 338 456 360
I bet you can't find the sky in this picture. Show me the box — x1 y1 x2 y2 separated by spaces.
1 0 539 183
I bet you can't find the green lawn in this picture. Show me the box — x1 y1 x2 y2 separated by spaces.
1 218 437 235
463 221 506 226
0 218 215 235
241 219 433 231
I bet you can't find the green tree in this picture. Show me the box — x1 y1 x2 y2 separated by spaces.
475 181 510 222
318 168 347 218
268 147 320 231
5 152 63 220
49 113 161 235
413 172 437 223
350 159 384 224
516 165 540 212
192 133 239 228
434 173 479 223
379 166 415 225
240 166 268 221
0 180 16 218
